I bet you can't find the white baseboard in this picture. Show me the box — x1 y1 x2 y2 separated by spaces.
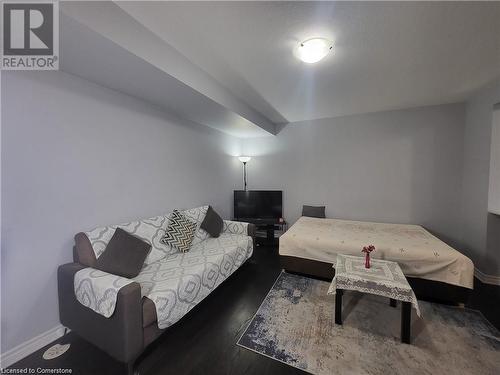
0 324 66 369
475 268 500 286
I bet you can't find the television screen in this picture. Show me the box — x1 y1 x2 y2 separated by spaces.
234 190 282 220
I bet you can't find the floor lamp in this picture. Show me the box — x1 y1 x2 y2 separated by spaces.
238 156 251 191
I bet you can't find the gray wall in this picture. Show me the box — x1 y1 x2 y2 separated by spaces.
1 71 241 352
2 69 498 356
242 104 466 247
460 81 500 275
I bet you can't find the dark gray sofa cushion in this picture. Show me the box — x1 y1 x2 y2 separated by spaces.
96 228 151 278
200 205 223 238
302 205 326 218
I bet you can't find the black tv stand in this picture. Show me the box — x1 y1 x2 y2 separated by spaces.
238 218 280 225
235 218 287 242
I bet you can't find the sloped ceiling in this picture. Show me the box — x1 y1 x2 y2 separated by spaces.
60 1 275 138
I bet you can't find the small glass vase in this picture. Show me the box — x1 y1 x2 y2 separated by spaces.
365 253 371 269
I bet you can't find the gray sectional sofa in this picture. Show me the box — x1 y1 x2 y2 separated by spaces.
58 206 255 374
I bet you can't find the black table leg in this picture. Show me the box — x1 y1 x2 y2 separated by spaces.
401 301 411 344
390 298 397 307
335 289 343 325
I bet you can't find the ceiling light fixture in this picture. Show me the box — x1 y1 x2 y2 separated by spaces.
296 38 333 64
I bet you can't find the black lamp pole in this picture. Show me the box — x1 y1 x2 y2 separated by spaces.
243 161 248 191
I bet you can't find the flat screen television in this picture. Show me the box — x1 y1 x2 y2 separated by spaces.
234 190 282 221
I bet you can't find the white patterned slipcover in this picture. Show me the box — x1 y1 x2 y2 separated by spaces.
84 206 209 266
222 220 249 236
75 214 253 328
74 268 134 318
134 232 252 329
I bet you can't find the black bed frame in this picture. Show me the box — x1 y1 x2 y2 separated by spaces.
280 255 471 305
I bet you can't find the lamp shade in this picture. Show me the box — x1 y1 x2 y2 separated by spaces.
238 156 251 163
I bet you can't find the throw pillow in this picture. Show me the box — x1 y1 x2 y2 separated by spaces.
200 205 223 238
161 209 197 252
181 205 209 245
96 228 151 278
302 205 326 218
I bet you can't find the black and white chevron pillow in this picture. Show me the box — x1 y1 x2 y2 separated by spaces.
161 210 197 253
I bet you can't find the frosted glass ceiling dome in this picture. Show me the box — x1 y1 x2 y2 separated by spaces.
296 38 334 64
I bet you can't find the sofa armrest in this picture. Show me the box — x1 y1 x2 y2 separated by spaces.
58 263 143 363
74 267 135 318
247 223 256 238
222 220 252 236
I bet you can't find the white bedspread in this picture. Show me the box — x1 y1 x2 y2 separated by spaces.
280 217 473 289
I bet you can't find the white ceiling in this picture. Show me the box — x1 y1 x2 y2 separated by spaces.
60 1 275 137
118 1 500 124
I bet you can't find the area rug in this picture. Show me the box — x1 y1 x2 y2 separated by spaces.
237 272 500 375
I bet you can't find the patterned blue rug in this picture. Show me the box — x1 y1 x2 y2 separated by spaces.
237 272 500 375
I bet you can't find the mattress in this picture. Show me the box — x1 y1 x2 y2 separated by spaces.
279 217 474 289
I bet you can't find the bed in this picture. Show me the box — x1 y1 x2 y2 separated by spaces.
280 216 474 303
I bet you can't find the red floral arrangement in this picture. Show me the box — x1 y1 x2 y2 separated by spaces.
362 245 375 268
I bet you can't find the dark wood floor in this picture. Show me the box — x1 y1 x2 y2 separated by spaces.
9 241 500 375
9 241 306 375
467 277 500 330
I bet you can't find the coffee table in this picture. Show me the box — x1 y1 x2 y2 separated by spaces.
327 254 421 344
